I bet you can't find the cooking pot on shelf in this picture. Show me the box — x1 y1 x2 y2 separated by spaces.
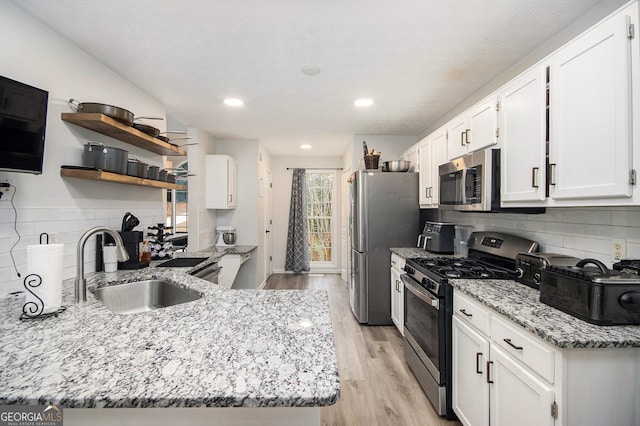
82 142 128 174
126 159 148 178
158 169 168 181
147 165 160 180
69 99 134 126
132 116 164 137
165 172 176 183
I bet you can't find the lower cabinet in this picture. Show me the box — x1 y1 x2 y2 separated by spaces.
453 291 556 426
390 253 405 335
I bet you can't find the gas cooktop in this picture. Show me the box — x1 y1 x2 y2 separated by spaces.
407 257 516 280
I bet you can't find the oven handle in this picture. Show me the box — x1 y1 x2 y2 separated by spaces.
401 274 440 310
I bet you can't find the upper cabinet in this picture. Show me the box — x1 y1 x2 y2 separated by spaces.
402 143 419 172
499 66 548 203
206 155 237 209
548 5 635 202
446 95 499 161
419 127 446 208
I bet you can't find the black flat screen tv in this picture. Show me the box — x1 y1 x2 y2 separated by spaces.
0 76 49 174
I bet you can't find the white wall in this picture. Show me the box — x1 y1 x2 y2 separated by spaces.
186 128 217 251
0 2 167 294
349 135 417 171
441 207 640 265
270 156 343 273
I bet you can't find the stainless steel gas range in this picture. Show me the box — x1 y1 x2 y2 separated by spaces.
401 231 538 419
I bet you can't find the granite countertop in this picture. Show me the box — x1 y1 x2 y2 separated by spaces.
0 246 339 408
390 247 640 349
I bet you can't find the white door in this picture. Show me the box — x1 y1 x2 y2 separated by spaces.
452 316 490 426
500 66 548 203
549 7 633 200
447 113 469 160
264 170 273 278
468 96 498 153
490 346 555 426
418 137 432 206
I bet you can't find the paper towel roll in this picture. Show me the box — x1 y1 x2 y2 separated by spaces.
103 245 117 273
26 244 64 314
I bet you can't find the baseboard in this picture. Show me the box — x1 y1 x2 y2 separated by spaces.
272 269 341 274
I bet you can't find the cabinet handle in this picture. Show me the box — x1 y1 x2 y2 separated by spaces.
425 187 429 198
486 361 494 384
459 308 473 317
531 167 539 188
476 352 483 374
460 131 465 147
549 163 557 186
229 194 233 203
465 128 471 144
429 187 433 198
503 338 523 351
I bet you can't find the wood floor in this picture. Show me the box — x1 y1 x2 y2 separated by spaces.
264 273 462 426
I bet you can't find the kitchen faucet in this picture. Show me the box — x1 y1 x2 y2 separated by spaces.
75 226 129 302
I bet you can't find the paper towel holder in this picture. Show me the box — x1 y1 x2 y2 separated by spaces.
20 273 66 320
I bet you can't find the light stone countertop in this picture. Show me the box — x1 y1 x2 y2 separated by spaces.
0 246 340 408
390 247 640 349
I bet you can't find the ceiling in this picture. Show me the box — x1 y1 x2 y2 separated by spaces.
15 0 602 156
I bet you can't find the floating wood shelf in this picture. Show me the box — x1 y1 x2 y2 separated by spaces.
61 113 187 156
60 168 186 190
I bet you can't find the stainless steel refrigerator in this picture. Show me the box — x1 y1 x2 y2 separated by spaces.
349 170 419 324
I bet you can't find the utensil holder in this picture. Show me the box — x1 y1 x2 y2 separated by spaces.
364 155 380 170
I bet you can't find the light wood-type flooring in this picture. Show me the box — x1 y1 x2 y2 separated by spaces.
264 273 462 426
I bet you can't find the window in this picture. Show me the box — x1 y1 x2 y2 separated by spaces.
305 172 334 263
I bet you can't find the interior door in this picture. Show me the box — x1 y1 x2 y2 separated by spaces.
264 170 273 278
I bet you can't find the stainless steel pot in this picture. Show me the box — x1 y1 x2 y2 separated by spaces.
158 169 168 181
69 99 134 126
147 165 160 180
126 159 148 178
382 160 411 172
165 172 176 183
82 142 128 174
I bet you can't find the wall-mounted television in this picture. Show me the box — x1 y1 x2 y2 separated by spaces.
0 76 49 174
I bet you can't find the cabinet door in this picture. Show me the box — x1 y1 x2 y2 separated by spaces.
446 113 469 160
452 316 490 426
390 266 403 334
468 96 498 153
549 8 633 200
227 156 237 208
430 128 446 206
418 137 432 206
403 144 419 172
490 346 555 426
500 66 547 203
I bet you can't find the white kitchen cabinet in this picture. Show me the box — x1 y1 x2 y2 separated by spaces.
390 253 405 335
446 95 499 161
403 143 419 172
548 4 635 202
418 127 446 208
453 291 557 426
206 155 237 209
499 65 548 203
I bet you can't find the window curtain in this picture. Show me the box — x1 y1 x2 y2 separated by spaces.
285 168 310 272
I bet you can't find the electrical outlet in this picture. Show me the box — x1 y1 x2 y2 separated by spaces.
611 238 626 260
0 180 11 200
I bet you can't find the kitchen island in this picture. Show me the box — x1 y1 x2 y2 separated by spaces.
0 248 339 425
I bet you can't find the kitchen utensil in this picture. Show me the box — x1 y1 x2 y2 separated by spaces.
132 122 160 137
147 165 160 180
362 141 369 157
515 253 580 289
82 142 128 174
382 160 411 172
69 99 134 126
126 159 148 178
540 258 640 325
363 155 380 170
120 212 140 232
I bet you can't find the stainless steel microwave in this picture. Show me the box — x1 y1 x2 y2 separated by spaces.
438 149 545 213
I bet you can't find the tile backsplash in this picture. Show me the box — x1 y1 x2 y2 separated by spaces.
0 206 164 295
441 206 640 263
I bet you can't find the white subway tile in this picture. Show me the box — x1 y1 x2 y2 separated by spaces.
562 209 611 225
585 225 640 242
627 242 640 259
59 209 96 220
611 209 640 227
544 222 585 236
563 236 609 255
16 208 60 223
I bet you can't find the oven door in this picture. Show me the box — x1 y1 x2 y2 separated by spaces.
402 273 445 384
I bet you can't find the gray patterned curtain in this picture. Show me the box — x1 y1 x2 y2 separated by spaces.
285 169 310 272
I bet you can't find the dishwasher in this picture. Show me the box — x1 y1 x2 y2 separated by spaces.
189 262 221 284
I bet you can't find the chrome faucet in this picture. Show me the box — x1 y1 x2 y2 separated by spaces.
75 226 129 302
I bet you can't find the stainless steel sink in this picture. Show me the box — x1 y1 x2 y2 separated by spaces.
92 280 202 315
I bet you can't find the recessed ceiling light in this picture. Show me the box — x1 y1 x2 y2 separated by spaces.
224 98 244 106
354 98 373 107
301 66 321 76
300 144 312 150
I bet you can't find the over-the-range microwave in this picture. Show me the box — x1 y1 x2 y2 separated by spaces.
438 149 545 214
